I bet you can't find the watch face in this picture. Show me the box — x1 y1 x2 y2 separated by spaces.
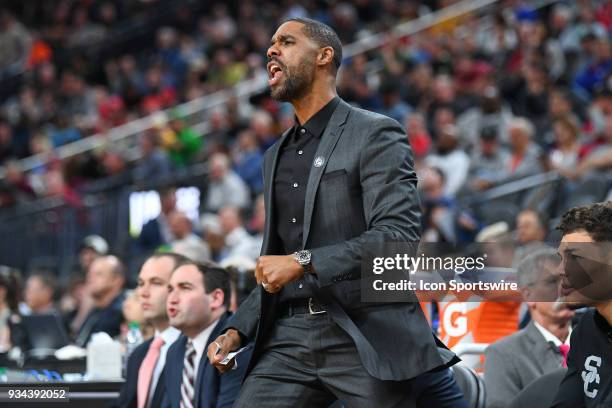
296 250 311 264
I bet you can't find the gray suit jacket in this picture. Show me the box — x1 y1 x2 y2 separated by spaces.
228 99 458 381
484 321 565 408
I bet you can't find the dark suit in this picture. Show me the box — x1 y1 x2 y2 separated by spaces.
229 99 461 406
484 321 566 408
163 313 250 408
75 292 125 347
115 338 167 408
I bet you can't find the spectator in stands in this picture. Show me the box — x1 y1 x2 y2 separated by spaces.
250 109 277 152
403 112 432 160
218 206 259 262
466 126 512 193
137 187 177 253
132 130 173 183
168 210 212 263
502 117 543 182
0 10 31 76
75 255 125 347
23 272 57 315
420 166 479 244
485 249 573 408
116 252 187 408
550 201 612 407
548 117 581 173
457 85 513 150
425 124 470 196
232 129 264 194
566 114 612 180
513 209 549 264
574 36 612 98
0 267 21 351
164 261 250 408
378 78 412 123
165 112 202 167
204 153 250 212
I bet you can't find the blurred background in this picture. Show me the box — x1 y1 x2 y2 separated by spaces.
0 0 609 404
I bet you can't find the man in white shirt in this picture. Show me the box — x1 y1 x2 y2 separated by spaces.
163 261 249 408
116 252 187 408
484 248 574 408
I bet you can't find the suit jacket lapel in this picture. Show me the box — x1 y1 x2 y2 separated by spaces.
302 100 350 248
525 321 561 373
261 128 292 256
194 314 229 408
170 336 187 408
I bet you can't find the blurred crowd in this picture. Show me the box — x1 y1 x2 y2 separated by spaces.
0 0 608 324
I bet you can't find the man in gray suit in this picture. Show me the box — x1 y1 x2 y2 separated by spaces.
484 249 574 408
206 18 465 407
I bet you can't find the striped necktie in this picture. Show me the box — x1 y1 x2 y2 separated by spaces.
180 340 196 408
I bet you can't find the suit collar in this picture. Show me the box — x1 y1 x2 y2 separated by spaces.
302 99 351 247
525 320 562 371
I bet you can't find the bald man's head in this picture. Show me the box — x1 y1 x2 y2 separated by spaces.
87 255 125 300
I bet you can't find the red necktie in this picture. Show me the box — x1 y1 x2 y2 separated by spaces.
137 336 165 408
559 344 570 368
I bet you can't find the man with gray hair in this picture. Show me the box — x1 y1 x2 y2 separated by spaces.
504 117 543 179
484 248 574 408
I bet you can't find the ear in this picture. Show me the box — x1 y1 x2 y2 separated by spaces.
209 288 225 309
317 46 335 69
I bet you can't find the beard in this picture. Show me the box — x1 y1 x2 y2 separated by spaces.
270 58 315 101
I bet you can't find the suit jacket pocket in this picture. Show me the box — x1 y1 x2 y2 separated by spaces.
321 169 347 181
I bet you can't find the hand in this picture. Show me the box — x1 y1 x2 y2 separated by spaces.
207 329 242 373
255 255 304 294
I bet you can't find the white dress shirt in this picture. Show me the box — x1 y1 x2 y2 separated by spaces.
147 326 181 407
533 321 571 347
190 319 220 377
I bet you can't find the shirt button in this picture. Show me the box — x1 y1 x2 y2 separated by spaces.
300 128 306 134
298 283 303 289
298 150 303 155
291 218 297 223
293 182 298 188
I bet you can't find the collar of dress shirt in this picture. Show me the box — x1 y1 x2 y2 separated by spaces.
155 326 181 346
533 320 571 347
294 96 340 139
190 318 220 363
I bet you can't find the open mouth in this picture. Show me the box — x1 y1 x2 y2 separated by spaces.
167 307 178 317
267 61 284 86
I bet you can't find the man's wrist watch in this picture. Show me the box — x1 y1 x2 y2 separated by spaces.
293 250 312 274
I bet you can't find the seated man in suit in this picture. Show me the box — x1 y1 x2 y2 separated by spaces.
75 255 126 347
485 248 574 408
116 252 188 408
164 261 250 408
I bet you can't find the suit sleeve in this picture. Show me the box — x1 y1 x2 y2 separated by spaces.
215 346 253 408
484 344 522 408
223 287 260 341
309 117 421 287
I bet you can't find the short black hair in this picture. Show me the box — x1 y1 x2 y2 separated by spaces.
558 201 612 242
286 17 342 72
183 261 231 309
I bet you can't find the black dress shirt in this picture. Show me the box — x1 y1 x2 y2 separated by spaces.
273 96 340 301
